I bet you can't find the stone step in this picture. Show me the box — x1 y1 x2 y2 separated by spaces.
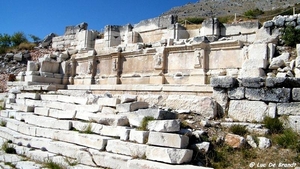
147 132 189 149
88 114 129 126
5 103 34 112
22 114 72 130
146 146 193 164
97 97 120 107
116 102 149 113
127 159 213 169
40 94 88 105
147 119 181 132
106 139 147 158
16 93 40 100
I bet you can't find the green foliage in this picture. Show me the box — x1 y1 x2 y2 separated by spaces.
11 32 28 47
0 120 7 127
79 123 94 134
4 162 16 168
244 8 264 18
179 17 205 25
275 128 299 149
263 117 283 134
281 26 300 47
44 158 63 169
138 116 155 131
0 33 11 48
1 141 16 154
29 34 41 44
217 16 234 24
64 157 78 166
229 125 248 136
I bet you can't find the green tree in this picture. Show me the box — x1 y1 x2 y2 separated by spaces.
11 32 27 47
0 33 11 48
29 34 41 44
281 26 300 47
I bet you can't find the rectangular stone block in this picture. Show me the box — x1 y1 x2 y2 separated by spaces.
34 107 49 116
116 102 149 113
245 88 290 103
146 146 193 164
57 95 88 105
292 88 300 101
89 114 129 126
99 125 130 137
17 93 40 100
89 150 132 169
129 130 149 144
147 132 189 148
147 119 180 132
277 102 300 115
106 140 147 158
48 109 76 119
40 61 60 73
10 104 34 112
97 98 120 107
23 114 72 130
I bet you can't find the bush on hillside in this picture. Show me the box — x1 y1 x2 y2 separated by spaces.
244 8 264 18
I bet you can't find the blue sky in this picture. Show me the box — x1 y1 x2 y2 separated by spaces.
0 0 197 40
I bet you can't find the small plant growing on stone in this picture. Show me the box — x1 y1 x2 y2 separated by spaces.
64 157 78 166
263 116 283 134
79 123 94 134
4 162 16 168
275 128 299 149
229 125 248 136
1 141 16 154
138 116 154 131
43 158 63 169
0 120 7 127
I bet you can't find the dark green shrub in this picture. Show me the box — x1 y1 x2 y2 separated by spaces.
263 117 283 134
11 32 28 47
275 128 299 148
244 8 264 18
281 26 300 47
179 17 205 25
229 125 248 136
1 141 16 154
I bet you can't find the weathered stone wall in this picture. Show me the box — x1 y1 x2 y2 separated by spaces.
211 76 300 132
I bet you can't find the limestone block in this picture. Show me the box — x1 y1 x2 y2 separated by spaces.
248 43 268 60
15 161 42 169
89 114 129 126
75 111 97 121
27 61 39 71
225 133 245 148
238 68 266 78
124 108 176 127
228 100 267 122
15 98 26 105
10 104 34 112
106 140 147 158
40 61 60 73
34 107 49 116
292 88 300 101
129 129 149 144
228 87 245 100
166 96 217 119
210 76 238 88
242 59 268 69
241 77 265 88
97 98 120 107
277 102 300 115
116 102 149 113
212 87 228 115
286 116 300 132
57 95 88 105
89 150 132 169
246 135 257 148
267 103 277 118
258 137 271 149
147 119 180 132
146 146 193 164
120 94 137 103
17 93 40 100
120 128 130 141
101 106 117 114
147 132 189 148
245 88 290 103
48 109 76 119
99 125 130 137
191 142 210 154
127 159 213 169
23 114 72 130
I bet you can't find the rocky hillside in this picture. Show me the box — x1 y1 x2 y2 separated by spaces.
162 0 299 18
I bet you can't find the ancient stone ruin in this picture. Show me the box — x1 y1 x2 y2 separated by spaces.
0 14 300 168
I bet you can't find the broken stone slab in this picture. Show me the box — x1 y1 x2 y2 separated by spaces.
88 114 129 126
258 137 271 149
245 88 290 103
146 146 193 164
97 97 120 107
225 133 245 148
89 149 132 169
277 102 300 115
248 43 268 60
147 119 180 132
266 77 300 88
9 103 34 112
48 109 76 120
101 106 117 114
75 111 97 121
124 108 176 127
120 94 137 103
147 132 189 149
129 129 149 144
27 61 39 71
23 114 72 130
292 88 300 101
210 76 238 88
241 77 265 88
127 159 213 169
106 139 147 158
246 135 257 148
191 142 210 154
166 96 217 120
17 93 40 100
228 100 267 122
116 102 149 113
228 87 245 100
